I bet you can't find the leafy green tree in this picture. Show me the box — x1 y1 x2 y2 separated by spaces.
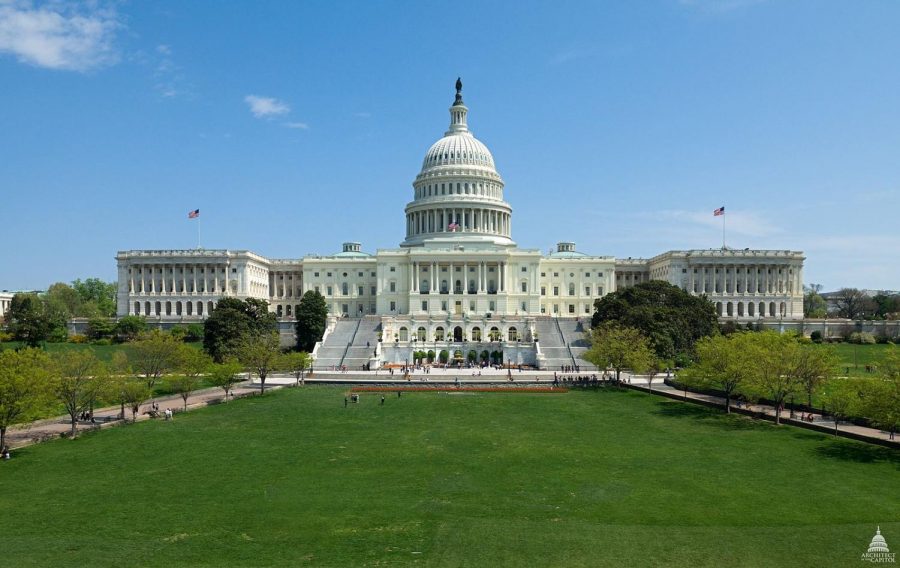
872 293 900 320
820 380 860 437
744 331 801 425
121 380 152 423
681 333 753 413
127 330 184 389
281 351 312 385
295 290 328 352
185 323 205 342
591 280 718 361
862 348 900 439
238 332 282 394
44 283 81 318
51 350 108 438
795 345 838 409
115 315 147 342
209 359 244 401
203 298 277 362
168 348 212 411
6 293 51 347
0 348 53 450
584 323 654 383
86 317 116 341
803 284 828 318
72 278 117 317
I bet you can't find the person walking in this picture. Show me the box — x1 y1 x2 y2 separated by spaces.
344 397 348 407
380 395 385 406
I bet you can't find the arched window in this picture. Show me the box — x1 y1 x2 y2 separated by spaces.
435 326 445 341
471 327 482 341
716 302 723 316
197 301 204 316
154 301 161 316
417 327 426 341
134 302 140 315
208 301 214 314
769 302 776 317
277 305 283 317
399 327 409 341
186 302 192 316
508 327 518 341
165 301 171 316
489 326 501 341
176 301 182 316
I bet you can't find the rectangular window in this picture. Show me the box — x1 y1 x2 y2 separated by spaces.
390 282 396 292
585 286 591 296
326 286 332 296
390 266 396 272
521 282 527 292
442 301 448 311
553 272 559 277
390 301 396 311
489 301 495 311
569 304 575 314
541 286 546 296
314 286 320 293
521 266 527 272
370 286 376 296
358 286 364 296
553 286 559 296
470 301 475 311
327 272 332 277
521 301 527 311
553 304 559 314
585 305 591 314
422 301 428 311
358 272 363 277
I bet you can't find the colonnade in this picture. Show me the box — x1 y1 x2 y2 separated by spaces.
128 263 227 295
408 260 508 294
689 264 800 296
269 270 302 298
406 207 510 237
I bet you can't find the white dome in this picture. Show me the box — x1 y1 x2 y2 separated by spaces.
421 133 496 171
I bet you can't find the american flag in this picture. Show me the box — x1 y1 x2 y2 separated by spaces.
448 222 460 231
188 209 200 219
713 206 725 216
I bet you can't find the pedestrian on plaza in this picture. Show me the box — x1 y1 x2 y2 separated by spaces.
344 397 348 407
381 395 385 406
397 391 401 398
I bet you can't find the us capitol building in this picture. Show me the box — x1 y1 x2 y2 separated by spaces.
116 80 804 368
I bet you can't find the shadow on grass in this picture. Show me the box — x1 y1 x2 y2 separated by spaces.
652 400 770 432
814 439 900 466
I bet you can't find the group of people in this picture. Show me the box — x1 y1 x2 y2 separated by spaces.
553 374 600 386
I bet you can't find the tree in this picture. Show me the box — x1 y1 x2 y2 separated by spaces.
584 323 654 384
862 347 900 440
833 288 874 320
872 293 900 320
795 345 838 409
591 280 718 361
682 333 753 413
203 298 277 362
208 359 244 401
820 381 860 437
115 315 147 342
86 317 116 341
5 293 51 347
0 348 53 450
744 331 801 425
168 347 211 411
51 350 108 438
127 330 184 389
238 332 282 394
281 351 312 385
121 380 152 423
803 284 827 318
72 278 117 317
295 290 328 352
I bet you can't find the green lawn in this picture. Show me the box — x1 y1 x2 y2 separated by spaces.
0 340 203 362
824 342 894 377
0 386 897 567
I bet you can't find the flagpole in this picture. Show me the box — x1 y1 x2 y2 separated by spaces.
197 216 201 249
722 212 725 250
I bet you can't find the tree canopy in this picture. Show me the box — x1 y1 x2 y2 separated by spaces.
583 323 654 383
203 298 277 362
591 280 719 361
295 290 328 352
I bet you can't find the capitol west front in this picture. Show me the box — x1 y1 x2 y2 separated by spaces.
116 81 805 368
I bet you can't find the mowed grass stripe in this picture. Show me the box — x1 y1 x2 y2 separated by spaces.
0 386 897 567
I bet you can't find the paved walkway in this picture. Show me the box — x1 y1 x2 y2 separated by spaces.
624 373 899 447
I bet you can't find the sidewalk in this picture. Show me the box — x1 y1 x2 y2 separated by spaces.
5 380 273 450
624 373 899 448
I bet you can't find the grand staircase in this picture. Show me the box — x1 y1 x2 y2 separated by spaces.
535 317 594 370
313 317 381 370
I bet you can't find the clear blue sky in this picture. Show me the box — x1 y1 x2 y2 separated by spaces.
1 0 898 292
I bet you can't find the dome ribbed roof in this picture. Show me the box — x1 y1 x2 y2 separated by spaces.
421 133 495 170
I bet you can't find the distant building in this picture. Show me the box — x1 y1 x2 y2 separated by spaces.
115 80 805 366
